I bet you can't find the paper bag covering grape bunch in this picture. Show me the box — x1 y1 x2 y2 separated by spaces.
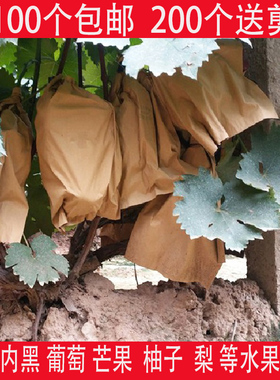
36 40 277 289
35 75 122 229
0 88 32 244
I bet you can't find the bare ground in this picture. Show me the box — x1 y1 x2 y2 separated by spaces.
0 232 279 342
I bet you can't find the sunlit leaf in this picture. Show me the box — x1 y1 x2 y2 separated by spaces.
122 38 219 78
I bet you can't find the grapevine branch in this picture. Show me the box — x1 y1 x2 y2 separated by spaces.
28 38 42 123
67 42 110 283
67 216 101 283
78 241 128 276
56 38 72 76
77 42 83 88
29 38 42 158
31 293 45 341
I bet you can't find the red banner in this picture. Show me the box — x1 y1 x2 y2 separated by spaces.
0 342 279 378
0 0 279 38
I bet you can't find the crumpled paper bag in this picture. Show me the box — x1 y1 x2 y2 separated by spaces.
99 222 134 247
125 142 224 289
35 75 122 229
138 39 278 156
0 88 32 243
110 72 190 210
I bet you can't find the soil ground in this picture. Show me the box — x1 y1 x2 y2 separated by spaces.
0 233 279 342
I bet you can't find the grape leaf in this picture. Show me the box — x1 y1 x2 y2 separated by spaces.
15 39 87 91
173 168 280 251
0 42 17 74
129 38 143 46
0 67 16 101
221 179 280 232
122 38 219 78
84 43 120 96
82 52 102 95
54 38 64 60
5 234 69 288
236 123 280 203
62 41 87 83
15 38 58 87
216 139 242 183
25 156 54 238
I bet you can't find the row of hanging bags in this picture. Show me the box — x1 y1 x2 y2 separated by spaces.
0 88 33 243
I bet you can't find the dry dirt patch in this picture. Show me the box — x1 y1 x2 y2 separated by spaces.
0 231 278 342
0 271 279 342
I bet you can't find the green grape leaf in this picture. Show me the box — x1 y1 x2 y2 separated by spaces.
0 42 17 74
216 139 242 183
221 179 280 232
83 43 120 97
0 67 16 101
129 38 143 46
5 234 69 288
16 38 58 87
236 123 280 203
54 38 64 61
15 39 85 89
84 42 100 65
122 38 219 78
82 52 102 95
62 41 87 83
173 168 280 251
25 156 54 238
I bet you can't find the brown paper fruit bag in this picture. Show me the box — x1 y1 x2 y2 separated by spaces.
99 73 198 248
137 71 193 180
125 143 224 289
0 88 32 243
110 73 191 210
139 40 278 156
35 75 122 230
